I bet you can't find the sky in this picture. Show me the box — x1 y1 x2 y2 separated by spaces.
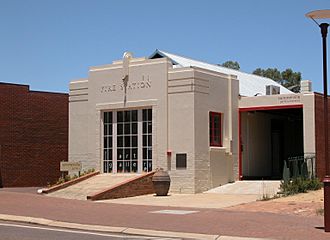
0 0 329 93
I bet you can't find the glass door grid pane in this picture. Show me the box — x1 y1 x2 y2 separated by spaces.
142 109 152 172
117 110 138 173
103 112 113 173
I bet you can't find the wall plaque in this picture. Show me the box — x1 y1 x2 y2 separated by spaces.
278 95 301 104
60 162 82 172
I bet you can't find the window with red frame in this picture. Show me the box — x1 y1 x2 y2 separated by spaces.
209 112 222 147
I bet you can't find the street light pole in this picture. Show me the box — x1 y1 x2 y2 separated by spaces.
306 10 330 232
320 22 330 233
321 22 329 173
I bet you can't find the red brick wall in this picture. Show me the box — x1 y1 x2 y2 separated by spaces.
315 93 330 179
0 83 68 187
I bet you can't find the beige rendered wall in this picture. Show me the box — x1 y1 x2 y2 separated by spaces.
239 93 302 108
230 77 239 182
167 67 239 193
301 93 315 155
69 79 92 171
91 57 171 173
69 55 240 193
241 111 272 177
210 149 233 187
167 67 203 193
69 57 171 175
167 73 195 193
195 69 239 191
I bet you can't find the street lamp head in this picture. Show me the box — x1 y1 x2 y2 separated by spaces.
306 9 330 19
306 10 330 37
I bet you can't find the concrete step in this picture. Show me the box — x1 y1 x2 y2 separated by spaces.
206 181 281 196
48 173 139 200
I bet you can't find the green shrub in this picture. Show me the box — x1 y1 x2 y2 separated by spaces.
82 168 95 175
55 177 65 185
280 177 322 196
305 177 323 190
49 168 95 188
64 175 71 182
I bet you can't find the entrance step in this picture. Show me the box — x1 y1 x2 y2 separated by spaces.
48 174 140 200
206 181 281 196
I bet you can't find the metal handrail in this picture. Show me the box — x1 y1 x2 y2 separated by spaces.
285 154 316 179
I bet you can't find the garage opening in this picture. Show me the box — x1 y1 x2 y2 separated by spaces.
240 106 303 180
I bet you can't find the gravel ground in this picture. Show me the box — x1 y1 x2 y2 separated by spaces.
225 189 324 217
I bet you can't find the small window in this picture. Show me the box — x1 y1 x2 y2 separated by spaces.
209 112 222 147
176 153 187 169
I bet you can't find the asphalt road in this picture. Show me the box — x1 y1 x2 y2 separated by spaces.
0 221 174 240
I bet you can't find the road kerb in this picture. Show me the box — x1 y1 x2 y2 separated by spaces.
218 236 273 240
0 213 219 239
124 227 219 240
49 221 127 234
0 214 53 225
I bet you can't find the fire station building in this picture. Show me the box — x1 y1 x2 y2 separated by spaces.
69 50 328 193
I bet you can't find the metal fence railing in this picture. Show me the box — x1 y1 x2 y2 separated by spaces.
286 153 316 179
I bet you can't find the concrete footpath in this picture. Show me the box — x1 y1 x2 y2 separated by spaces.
0 189 328 240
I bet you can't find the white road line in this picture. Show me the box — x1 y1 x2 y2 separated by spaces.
150 210 198 215
0 222 155 239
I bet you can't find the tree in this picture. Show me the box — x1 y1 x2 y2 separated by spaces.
281 68 302 93
253 67 302 93
219 61 240 70
253 68 282 82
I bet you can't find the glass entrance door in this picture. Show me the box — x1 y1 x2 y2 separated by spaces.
117 110 138 173
103 109 152 173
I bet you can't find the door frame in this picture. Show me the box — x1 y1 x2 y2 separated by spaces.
238 104 303 180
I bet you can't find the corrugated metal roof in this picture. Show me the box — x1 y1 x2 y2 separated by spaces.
150 50 292 97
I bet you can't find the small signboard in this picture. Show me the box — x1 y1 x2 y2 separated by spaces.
60 162 82 172
277 95 301 104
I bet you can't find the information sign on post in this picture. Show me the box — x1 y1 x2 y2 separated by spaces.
60 162 82 172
